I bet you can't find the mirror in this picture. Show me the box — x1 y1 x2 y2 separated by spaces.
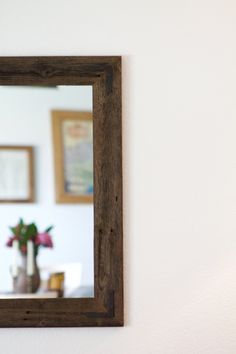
0 85 94 298
0 56 123 327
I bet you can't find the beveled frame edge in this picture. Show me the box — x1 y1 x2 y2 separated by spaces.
51 110 94 204
0 56 123 327
0 145 34 203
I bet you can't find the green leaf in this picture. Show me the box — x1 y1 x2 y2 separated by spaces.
45 225 53 233
19 218 24 226
24 223 38 240
9 226 17 236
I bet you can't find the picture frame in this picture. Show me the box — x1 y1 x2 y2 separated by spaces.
0 146 34 203
52 110 93 204
0 56 123 328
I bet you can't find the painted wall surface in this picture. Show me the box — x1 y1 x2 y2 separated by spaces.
1 0 236 353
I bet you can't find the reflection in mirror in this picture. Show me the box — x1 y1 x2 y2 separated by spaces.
0 85 94 299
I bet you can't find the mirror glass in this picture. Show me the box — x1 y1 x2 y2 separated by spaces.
0 85 94 298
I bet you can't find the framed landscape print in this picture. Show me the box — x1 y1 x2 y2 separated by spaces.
0 146 34 203
52 110 93 203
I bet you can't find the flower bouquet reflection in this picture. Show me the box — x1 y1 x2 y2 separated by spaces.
6 218 53 294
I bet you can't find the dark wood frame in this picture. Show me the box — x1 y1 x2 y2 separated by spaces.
0 56 123 327
0 145 34 203
52 110 94 204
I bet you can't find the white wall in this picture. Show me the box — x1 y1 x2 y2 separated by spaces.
0 86 94 292
1 0 236 353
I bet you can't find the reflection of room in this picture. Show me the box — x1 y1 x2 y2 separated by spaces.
0 85 94 298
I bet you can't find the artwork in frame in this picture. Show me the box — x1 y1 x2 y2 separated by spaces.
0 146 34 203
52 110 94 203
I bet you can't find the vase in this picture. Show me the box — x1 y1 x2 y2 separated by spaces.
13 255 41 294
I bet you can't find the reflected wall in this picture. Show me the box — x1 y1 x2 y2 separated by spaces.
0 85 94 298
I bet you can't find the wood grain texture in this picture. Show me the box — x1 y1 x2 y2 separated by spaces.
0 57 123 327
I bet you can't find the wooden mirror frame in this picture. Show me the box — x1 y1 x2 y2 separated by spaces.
0 56 123 327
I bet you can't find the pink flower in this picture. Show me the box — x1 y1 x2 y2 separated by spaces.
6 236 19 247
35 233 53 248
21 245 27 254
6 237 14 247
